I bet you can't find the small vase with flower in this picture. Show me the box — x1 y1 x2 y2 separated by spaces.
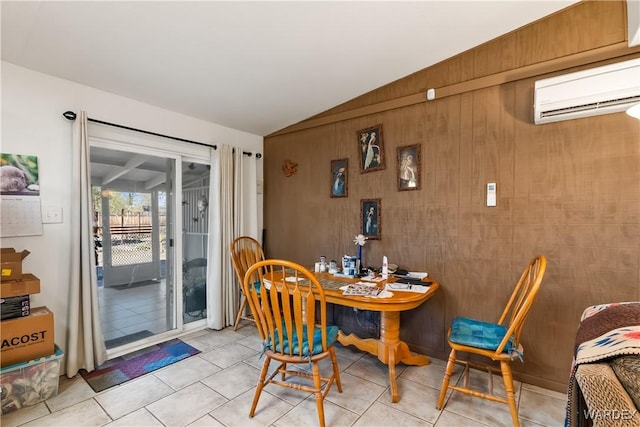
353 234 367 274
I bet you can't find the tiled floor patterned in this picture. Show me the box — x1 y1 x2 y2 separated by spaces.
2 281 567 426
2 320 568 427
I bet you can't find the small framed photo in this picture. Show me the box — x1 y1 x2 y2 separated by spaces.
397 144 421 191
0 153 40 196
360 198 381 240
357 124 385 173
330 158 348 198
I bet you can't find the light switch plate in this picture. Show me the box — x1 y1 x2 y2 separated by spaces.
42 206 63 223
487 183 497 207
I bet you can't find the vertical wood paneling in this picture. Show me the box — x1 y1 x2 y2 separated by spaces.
263 0 640 392
515 0 627 67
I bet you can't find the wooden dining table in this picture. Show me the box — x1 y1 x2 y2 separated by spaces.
311 272 440 403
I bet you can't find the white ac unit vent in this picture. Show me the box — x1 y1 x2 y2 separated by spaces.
534 58 640 125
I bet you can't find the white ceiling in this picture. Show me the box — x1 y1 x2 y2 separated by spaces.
1 1 578 136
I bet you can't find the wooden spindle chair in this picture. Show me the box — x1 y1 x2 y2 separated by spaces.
243 259 342 427
230 236 265 330
436 255 547 427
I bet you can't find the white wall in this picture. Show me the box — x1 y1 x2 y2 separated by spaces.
1 61 263 357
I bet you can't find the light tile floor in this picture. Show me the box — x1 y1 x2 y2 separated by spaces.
3 281 568 426
2 321 568 427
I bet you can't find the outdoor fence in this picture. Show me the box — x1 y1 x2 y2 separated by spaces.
94 212 166 266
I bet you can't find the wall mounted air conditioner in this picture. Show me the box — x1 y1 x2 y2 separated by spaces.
534 58 640 125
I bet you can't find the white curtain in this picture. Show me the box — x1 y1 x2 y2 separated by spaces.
238 152 259 239
206 145 258 329
66 111 107 377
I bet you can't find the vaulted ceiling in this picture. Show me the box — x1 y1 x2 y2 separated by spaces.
1 1 578 136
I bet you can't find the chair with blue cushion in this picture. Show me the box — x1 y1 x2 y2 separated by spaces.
243 259 342 427
436 255 547 427
230 236 265 330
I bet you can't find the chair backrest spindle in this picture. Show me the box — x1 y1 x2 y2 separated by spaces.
496 255 546 354
244 259 328 358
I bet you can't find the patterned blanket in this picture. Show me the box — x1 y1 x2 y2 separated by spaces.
565 302 640 427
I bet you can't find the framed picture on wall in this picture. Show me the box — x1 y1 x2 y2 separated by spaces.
330 158 348 198
397 144 421 191
360 198 381 240
0 153 40 196
357 124 385 173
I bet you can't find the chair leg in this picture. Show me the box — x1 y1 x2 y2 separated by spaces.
250 355 271 417
329 347 342 392
234 295 247 331
437 349 457 409
500 361 520 427
312 361 326 427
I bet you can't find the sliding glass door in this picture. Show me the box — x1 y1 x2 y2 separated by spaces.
181 160 210 325
90 141 210 352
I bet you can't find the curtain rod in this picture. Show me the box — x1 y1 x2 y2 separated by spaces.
62 111 262 158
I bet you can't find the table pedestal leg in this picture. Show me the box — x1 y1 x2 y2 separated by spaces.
337 311 430 402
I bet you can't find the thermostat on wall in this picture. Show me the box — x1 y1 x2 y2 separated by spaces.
487 182 497 207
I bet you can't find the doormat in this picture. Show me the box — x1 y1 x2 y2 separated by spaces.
80 339 200 392
111 279 160 290
105 330 154 349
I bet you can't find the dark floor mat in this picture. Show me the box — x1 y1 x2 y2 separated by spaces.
81 339 201 392
105 330 154 349
111 280 160 290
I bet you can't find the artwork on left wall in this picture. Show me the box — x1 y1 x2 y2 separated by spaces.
330 158 348 198
0 153 40 196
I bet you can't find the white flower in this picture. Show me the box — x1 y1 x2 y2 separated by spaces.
353 234 367 246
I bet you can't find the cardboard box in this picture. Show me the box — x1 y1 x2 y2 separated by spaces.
0 295 30 320
0 306 54 368
1 345 63 414
0 248 30 282
0 274 41 298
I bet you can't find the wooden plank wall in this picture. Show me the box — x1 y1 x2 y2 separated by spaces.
263 1 640 392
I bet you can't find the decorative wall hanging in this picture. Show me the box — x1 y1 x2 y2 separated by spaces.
282 159 298 177
330 158 348 198
357 124 385 173
360 198 381 240
397 144 421 191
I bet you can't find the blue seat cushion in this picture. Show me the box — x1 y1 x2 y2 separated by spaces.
253 281 261 294
266 324 339 357
449 316 514 353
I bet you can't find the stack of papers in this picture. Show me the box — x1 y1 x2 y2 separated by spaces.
385 283 431 293
342 284 382 296
393 271 429 280
407 272 429 279
339 282 392 298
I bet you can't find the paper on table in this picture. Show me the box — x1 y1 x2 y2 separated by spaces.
407 272 429 279
376 290 393 298
360 275 385 282
385 283 430 293
339 284 392 298
355 281 378 287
